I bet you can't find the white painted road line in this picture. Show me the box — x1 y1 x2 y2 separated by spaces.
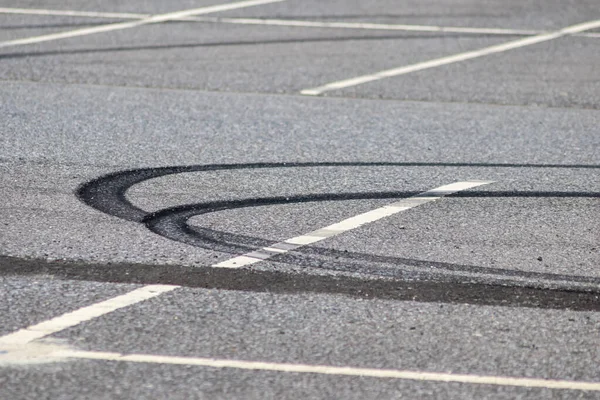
300 18 600 95
0 7 539 36
45 349 600 391
0 285 177 345
0 181 491 347
0 0 285 49
0 7 149 20
3 7 600 40
189 17 540 36
213 180 493 268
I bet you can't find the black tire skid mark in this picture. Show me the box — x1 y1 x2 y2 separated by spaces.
77 162 600 291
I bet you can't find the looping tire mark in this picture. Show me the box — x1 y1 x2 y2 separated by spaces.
77 162 600 290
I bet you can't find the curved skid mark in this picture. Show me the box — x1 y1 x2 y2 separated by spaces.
76 161 600 221
76 162 600 289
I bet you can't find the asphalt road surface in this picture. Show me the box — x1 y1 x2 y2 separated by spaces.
1 1 599 399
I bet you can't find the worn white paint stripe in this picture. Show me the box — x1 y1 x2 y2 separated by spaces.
190 17 540 35
213 180 492 268
46 349 600 391
300 19 600 95
0 7 149 19
0 8 538 36
0 285 177 345
0 0 285 49
3 7 600 40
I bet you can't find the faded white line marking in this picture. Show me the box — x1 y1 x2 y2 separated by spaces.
2 7 599 41
0 7 540 36
0 7 149 19
189 17 540 35
0 0 285 49
0 285 177 345
41 349 600 391
213 180 493 268
300 19 600 95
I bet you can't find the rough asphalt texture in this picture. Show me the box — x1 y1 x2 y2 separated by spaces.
0 0 599 399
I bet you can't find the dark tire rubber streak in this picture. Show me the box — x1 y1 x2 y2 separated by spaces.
71 162 600 307
2 255 600 312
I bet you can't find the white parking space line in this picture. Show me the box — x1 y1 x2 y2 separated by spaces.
0 181 491 348
0 0 285 49
0 285 177 346
300 19 600 95
2 7 599 41
39 349 600 391
6 180 598 391
0 7 149 19
214 180 493 268
175 17 541 36
0 7 539 36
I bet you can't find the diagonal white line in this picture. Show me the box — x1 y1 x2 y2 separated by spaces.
0 0 286 49
0 285 177 345
213 180 493 268
300 19 600 95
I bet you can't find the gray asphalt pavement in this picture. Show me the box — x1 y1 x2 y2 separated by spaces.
0 0 599 399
